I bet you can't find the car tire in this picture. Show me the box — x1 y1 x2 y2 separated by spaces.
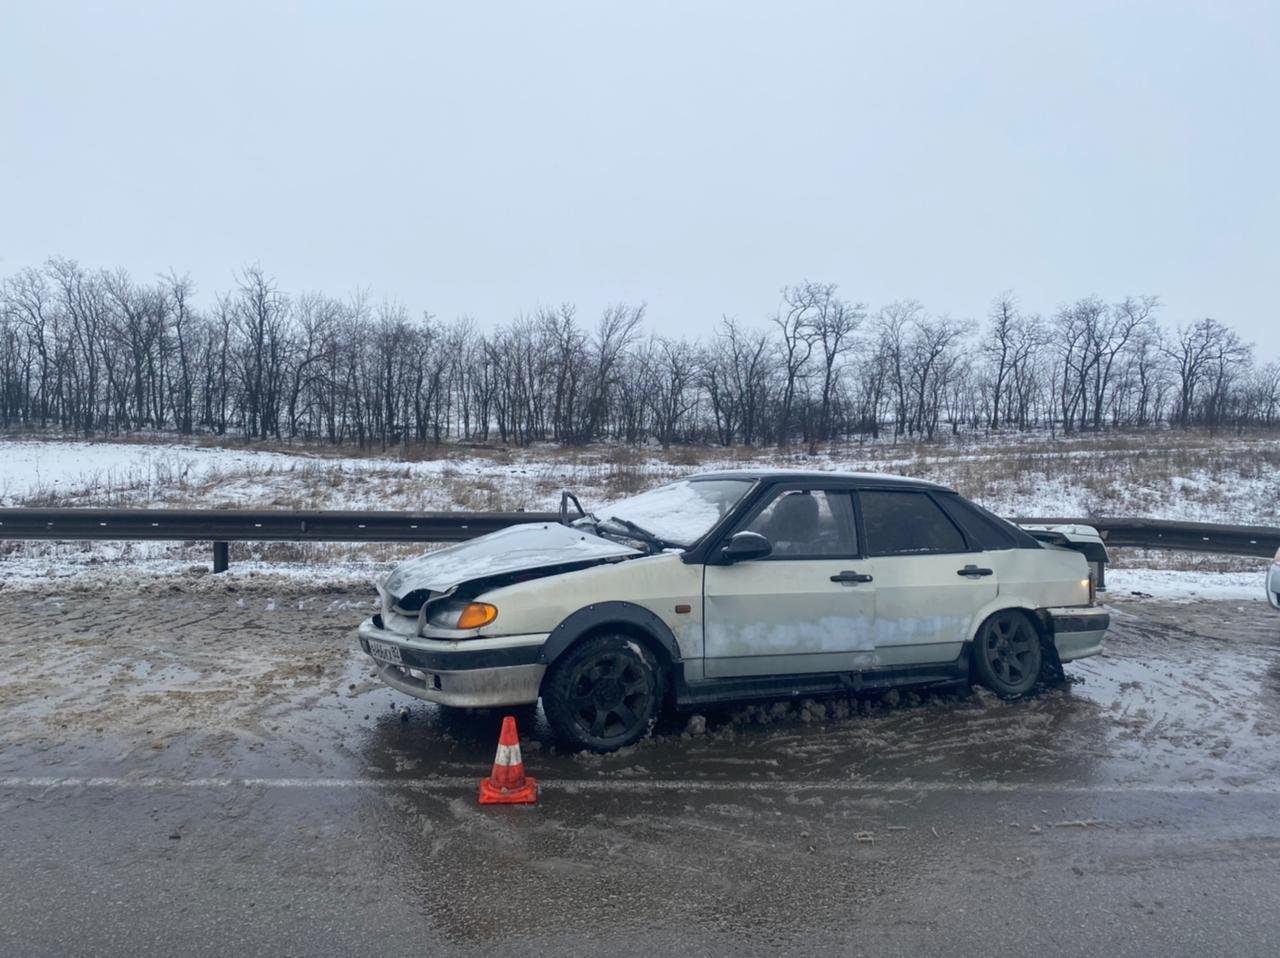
542 633 664 752
971 610 1043 698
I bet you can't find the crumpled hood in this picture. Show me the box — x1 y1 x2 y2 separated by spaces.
380 522 642 598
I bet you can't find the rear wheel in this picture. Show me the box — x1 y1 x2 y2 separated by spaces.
542 633 664 752
971 611 1043 698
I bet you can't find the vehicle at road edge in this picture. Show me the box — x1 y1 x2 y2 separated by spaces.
357 471 1110 751
1269 546 1280 610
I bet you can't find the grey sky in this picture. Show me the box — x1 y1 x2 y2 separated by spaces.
2 1 1276 350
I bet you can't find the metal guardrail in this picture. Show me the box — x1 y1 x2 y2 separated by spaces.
0 508 559 572
1 508 1276 573
1014 517 1280 559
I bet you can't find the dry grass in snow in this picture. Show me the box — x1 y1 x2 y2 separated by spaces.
1 431 1276 579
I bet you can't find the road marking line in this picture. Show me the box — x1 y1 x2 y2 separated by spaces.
2 776 1277 796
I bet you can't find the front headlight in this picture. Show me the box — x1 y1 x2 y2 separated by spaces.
425 600 498 631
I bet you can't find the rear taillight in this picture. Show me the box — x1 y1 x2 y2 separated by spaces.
1087 568 1097 605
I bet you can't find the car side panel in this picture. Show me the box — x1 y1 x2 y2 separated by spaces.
991 546 1092 610
702 559 877 677
867 553 998 667
866 548 1094 669
478 552 705 666
965 547 1100 660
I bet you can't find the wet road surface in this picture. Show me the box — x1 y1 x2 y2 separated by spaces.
1 580 1279 956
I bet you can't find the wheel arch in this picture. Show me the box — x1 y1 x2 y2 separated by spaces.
968 595 1047 639
969 603 1059 684
540 601 683 672
971 602 1053 646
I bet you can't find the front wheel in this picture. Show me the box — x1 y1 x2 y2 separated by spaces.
971 611 1043 698
542 633 664 752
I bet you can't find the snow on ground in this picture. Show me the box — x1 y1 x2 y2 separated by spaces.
1105 568 1271 603
0 439 311 506
0 553 381 593
0 543 1269 601
0 549 1271 607
1 434 1276 584
2 435 1278 521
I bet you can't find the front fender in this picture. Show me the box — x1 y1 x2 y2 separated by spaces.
540 601 684 667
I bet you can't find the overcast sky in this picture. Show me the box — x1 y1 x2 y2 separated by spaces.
2 1 1276 349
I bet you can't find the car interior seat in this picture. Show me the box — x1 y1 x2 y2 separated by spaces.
766 493 820 554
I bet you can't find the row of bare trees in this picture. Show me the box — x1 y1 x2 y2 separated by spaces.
1 260 1276 449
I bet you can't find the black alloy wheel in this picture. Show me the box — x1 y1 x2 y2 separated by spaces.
543 633 663 752
971 610 1043 698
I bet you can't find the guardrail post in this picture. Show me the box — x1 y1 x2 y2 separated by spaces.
212 541 229 574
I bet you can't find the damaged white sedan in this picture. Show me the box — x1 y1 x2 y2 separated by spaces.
357 471 1110 751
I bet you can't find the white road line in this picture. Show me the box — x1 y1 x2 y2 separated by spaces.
1 776 1277 796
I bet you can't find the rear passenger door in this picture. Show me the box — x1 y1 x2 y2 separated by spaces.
856 489 997 667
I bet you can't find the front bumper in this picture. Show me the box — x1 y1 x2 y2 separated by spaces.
1043 606 1111 662
356 617 547 708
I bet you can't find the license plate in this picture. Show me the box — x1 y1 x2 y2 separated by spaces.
366 639 403 666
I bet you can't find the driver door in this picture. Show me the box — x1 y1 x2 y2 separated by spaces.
702 486 877 678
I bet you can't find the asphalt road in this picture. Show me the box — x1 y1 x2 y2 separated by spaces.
1 578 1278 956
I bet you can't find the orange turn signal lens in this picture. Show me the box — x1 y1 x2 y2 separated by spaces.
456 602 498 630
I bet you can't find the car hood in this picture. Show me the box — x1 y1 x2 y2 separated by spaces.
380 522 643 598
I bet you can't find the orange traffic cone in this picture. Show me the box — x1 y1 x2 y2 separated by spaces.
478 715 538 805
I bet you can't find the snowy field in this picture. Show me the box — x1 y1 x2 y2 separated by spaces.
1 434 1277 599
3 433 1278 519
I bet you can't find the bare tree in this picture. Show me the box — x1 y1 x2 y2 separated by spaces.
1164 318 1246 430
808 287 864 453
984 292 1019 430
772 283 822 447
876 300 924 440
3 254 1276 446
647 335 700 448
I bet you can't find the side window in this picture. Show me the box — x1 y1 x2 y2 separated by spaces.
858 490 967 556
741 489 858 558
936 495 1016 551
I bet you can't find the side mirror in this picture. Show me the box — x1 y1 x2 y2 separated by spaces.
720 531 772 564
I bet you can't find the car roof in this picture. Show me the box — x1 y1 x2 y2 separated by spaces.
686 469 954 492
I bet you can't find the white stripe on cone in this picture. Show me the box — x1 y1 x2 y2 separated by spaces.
494 742 522 767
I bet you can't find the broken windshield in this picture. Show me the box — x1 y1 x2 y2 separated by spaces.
580 478 754 548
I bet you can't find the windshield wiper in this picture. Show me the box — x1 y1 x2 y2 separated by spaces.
603 516 673 552
559 490 587 526
561 491 672 551
559 489 611 537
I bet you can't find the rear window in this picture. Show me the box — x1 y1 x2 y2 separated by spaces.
858 490 967 556
937 495 1017 550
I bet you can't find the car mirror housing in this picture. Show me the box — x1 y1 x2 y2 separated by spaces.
720 531 772 564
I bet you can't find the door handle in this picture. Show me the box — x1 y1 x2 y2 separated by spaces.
957 565 994 577
831 571 873 583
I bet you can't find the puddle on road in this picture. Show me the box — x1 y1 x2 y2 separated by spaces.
355 601 1280 793
2 593 1278 794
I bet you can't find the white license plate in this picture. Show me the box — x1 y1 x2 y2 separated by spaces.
366 639 403 666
